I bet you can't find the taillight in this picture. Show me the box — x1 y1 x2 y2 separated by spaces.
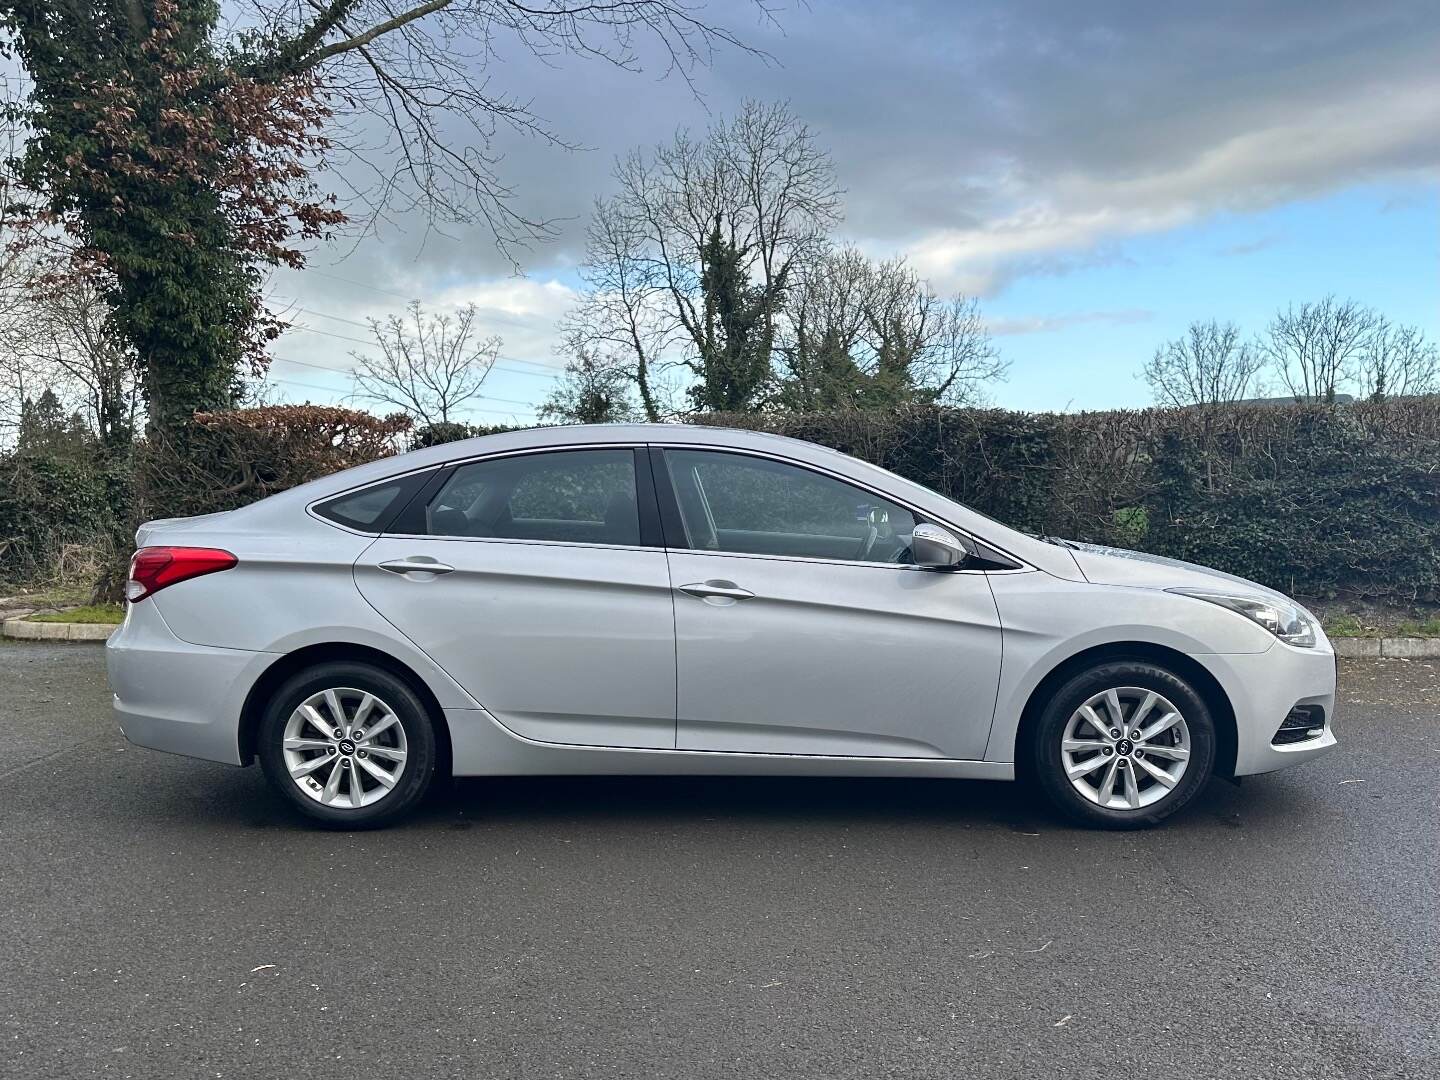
126 546 238 602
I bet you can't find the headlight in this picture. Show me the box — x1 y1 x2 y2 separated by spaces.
1168 589 1318 648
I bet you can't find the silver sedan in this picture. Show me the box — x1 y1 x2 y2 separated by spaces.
107 424 1338 828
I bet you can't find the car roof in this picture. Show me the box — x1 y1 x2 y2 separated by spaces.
329 423 840 486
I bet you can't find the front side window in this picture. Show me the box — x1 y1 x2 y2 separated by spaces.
424 449 640 546
663 450 919 563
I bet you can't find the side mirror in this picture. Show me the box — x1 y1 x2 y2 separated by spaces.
911 523 974 569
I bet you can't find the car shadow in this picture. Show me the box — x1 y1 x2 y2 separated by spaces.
426 773 1047 831
155 755 1325 837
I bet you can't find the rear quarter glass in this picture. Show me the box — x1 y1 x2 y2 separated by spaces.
313 471 432 533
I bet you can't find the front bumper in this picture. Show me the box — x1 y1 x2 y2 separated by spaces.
106 600 270 766
1195 642 1338 776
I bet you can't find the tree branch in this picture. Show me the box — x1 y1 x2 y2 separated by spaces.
295 0 456 72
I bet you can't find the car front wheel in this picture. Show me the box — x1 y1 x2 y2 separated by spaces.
258 662 437 829
1029 661 1216 829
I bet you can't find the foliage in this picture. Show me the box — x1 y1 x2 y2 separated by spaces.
6 396 1436 608
777 248 1005 410
700 398 1440 602
0 445 123 581
2 0 342 431
138 404 411 519
1 1 767 442
540 350 639 425
566 101 843 415
410 420 517 448
15 389 93 457
565 102 1006 417
689 220 771 411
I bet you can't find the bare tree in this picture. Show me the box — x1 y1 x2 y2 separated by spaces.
0 242 131 450
778 247 1007 409
558 198 678 421
221 0 778 260
0 141 46 446
1142 320 1266 408
1357 320 1439 401
1260 296 1380 403
25 272 140 451
350 301 500 425
571 100 842 412
229 1 777 258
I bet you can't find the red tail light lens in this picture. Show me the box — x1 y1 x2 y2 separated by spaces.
126 546 238 602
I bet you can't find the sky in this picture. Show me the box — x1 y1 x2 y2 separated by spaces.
264 0 1440 425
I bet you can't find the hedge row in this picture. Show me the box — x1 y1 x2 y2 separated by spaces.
699 399 1440 602
0 408 487 587
4 400 1437 602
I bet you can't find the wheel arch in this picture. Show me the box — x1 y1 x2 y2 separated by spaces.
1013 641 1237 779
239 642 453 775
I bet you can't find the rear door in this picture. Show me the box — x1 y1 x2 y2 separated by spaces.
355 447 677 749
655 447 1003 760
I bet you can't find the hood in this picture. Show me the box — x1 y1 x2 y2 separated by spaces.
1060 540 1298 605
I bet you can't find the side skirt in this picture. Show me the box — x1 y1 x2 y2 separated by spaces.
444 708 1014 780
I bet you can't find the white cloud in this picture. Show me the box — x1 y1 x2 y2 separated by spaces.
986 309 1154 337
901 69 1440 295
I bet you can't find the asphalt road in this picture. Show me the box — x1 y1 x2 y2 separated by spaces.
1 642 1437 1080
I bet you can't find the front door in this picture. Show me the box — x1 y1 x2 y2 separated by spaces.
355 447 676 749
657 448 1003 760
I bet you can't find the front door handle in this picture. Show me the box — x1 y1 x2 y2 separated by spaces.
378 557 456 577
678 580 755 602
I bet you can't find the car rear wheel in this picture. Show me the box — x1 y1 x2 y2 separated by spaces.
258 662 436 829
1029 661 1216 829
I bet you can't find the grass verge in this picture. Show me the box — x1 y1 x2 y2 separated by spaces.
27 604 125 625
1323 614 1440 639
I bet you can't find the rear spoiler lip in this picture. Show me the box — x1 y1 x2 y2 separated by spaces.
134 510 232 549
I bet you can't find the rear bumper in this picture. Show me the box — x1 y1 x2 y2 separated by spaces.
106 601 269 766
1196 643 1339 776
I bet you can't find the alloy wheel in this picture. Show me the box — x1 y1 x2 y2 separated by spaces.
1059 686 1191 811
281 687 409 809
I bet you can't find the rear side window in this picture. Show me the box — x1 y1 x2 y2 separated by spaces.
425 449 640 546
314 477 415 533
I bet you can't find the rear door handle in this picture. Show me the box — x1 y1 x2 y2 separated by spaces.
678 580 755 602
379 557 456 577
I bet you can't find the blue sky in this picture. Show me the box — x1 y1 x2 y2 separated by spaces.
983 184 1439 410
265 1 1440 424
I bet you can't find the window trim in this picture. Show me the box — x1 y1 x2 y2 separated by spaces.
648 444 1030 573
380 444 664 550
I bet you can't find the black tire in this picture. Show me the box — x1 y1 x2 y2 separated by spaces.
258 661 437 829
1027 660 1216 829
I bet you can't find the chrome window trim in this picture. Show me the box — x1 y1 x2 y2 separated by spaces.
305 438 1034 573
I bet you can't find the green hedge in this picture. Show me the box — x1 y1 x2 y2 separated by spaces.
0 451 131 582
5 399 1436 603
700 400 1440 602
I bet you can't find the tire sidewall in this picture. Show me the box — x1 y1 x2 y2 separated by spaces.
1030 661 1216 829
258 662 436 829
